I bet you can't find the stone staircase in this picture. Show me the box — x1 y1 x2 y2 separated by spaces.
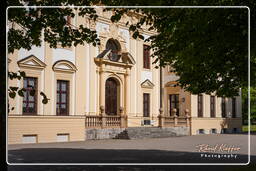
114 127 189 139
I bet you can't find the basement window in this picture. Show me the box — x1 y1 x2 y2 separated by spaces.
57 133 69 142
211 129 217 134
233 128 238 133
198 129 205 134
22 135 37 144
221 128 227 134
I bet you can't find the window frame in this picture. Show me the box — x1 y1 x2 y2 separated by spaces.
221 97 226 118
197 94 203 117
232 97 236 118
22 77 37 115
143 44 150 69
66 16 72 25
169 94 179 116
56 80 69 116
210 96 216 118
143 93 150 117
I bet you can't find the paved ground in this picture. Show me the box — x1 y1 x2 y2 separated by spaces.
8 134 255 164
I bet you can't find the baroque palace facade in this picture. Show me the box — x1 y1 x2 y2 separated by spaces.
8 8 242 144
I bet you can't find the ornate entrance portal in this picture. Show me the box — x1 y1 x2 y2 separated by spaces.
105 78 118 115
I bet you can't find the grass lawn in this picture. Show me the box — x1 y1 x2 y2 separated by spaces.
242 125 256 132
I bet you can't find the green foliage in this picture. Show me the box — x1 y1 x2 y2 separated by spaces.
7 0 256 99
242 87 256 123
7 0 102 53
40 92 50 104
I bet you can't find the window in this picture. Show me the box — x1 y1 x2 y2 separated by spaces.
143 93 150 117
57 133 69 142
143 45 150 69
23 77 37 115
233 128 237 133
66 16 72 25
198 129 205 134
210 96 216 118
232 98 236 118
169 94 179 116
221 97 226 117
22 135 37 144
56 80 69 115
106 39 120 62
211 129 217 134
198 94 203 117
221 128 227 134
143 120 151 125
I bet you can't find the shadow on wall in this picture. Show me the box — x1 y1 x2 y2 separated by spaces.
220 118 242 134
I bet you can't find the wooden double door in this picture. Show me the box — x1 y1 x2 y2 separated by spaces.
105 78 118 115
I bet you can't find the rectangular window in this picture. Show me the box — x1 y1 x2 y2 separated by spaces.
210 96 216 118
221 97 226 117
64 16 72 25
232 98 236 118
143 45 150 69
143 93 150 117
23 77 37 115
22 135 37 144
198 94 203 117
169 94 179 116
57 133 69 142
56 80 69 116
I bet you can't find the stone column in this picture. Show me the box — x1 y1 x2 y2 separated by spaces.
120 107 127 128
172 108 178 126
100 105 106 128
99 63 105 109
185 109 190 127
124 67 130 120
158 108 164 128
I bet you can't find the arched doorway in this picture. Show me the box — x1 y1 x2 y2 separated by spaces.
105 78 119 115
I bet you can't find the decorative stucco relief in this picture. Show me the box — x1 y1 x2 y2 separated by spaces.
96 22 128 53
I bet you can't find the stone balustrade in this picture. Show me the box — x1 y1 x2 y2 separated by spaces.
85 106 127 128
158 108 191 128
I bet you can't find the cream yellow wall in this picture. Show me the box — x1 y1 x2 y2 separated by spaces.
8 115 85 144
43 42 54 116
8 50 20 115
191 118 242 135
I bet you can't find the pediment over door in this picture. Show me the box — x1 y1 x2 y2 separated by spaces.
95 50 135 66
17 55 46 69
141 79 155 89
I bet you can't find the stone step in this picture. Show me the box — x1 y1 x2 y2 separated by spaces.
115 127 189 139
85 127 189 140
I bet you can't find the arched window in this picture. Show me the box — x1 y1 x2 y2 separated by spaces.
106 39 120 62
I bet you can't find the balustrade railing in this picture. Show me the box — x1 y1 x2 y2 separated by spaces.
105 116 121 127
85 115 102 128
85 115 123 128
158 108 191 128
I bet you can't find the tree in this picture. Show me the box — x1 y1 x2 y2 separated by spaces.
7 0 255 99
242 87 256 124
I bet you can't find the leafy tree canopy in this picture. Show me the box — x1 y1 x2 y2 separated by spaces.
7 0 256 97
242 86 256 123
